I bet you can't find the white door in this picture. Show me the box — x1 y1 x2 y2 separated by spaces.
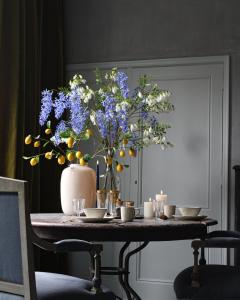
119 60 228 300
66 56 229 300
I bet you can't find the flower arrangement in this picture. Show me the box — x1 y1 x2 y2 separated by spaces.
24 68 174 190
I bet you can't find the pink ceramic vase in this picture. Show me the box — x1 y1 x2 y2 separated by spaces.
60 164 96 215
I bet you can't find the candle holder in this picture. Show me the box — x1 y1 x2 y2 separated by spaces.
108 190 120 216
96 189 108 209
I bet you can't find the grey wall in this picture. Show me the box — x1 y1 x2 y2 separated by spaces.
64 0 240 228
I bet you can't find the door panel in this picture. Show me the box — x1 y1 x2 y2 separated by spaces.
125 63 225 299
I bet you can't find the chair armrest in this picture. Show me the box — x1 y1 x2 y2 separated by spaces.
31 229 102 253
192 237 240 249
207 230 240 239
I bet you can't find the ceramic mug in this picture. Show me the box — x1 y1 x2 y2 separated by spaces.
163 204 176 218
121 206 135 222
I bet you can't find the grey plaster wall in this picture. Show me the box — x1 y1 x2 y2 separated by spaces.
64 0 240 228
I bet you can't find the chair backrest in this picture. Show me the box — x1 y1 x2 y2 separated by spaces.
0 177 36 300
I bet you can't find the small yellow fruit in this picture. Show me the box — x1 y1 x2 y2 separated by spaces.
86 129 93 137
105 156 113 165
119 150 125 157
67 152 75 161
45 152 52 160
67 137 74 148
34 141 40 147
30 158 38 166
116 164 124 172
45 128 51 135
76 151 82 159
129 148 136 157
123 138 128 145
58 155 66 165
25 135 32 145
79 157 86 166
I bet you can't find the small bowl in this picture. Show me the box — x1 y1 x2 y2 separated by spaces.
178 207 201 217
83 208 107 219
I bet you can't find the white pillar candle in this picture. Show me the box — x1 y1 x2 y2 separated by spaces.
144 200 154 219
156 190 168 202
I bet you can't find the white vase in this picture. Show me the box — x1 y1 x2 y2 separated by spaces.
60 164 96 215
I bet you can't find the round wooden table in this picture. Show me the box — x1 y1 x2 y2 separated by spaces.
31 214 218 300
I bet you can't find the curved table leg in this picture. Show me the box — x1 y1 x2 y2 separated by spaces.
121 241 149 300
118 242 132 300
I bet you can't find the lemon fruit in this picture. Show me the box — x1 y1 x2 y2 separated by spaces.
119 150 125 157
86 129 93 137
25 135 32 145
30 158 38 166
116 164 124 172
45 152 52 160
58 155 66 165
105 156 113 166
67 152 75 161
123 138 128 145
45 128 51 135
67 137 74 148
79 158 86 166
129 148 136 157
76 151 82 159
34 141 40 148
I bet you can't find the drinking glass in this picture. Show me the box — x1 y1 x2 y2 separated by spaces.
96 190 108 209
72 198 85 217
154 200 163 219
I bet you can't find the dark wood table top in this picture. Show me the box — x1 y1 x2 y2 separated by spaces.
31 213 218 242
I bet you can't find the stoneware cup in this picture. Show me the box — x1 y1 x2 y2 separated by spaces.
121 206 135 222
163 204 176 218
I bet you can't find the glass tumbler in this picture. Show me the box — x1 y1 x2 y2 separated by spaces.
72 198 85 217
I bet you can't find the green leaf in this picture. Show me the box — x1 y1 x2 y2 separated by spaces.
83 153 92 162
124 164 129 168
47 120 51 129
43 141 50 147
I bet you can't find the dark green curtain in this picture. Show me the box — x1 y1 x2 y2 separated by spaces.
0 0 65 271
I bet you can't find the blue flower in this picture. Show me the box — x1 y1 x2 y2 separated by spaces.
69 91 88 134
54 92 69 119
39 89 53 126
54 120 67 145
96 110 107 138
102 94 116 121
149 115 157 128
115 71 129 98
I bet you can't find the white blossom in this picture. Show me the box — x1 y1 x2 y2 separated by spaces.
90 112 96 125
112 86 118 94
130 123 138 132
138 91 143 98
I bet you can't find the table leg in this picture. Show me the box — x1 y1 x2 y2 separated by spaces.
119 241 149 300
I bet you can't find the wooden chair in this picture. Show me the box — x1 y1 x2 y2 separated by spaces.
0 176 116 300
174 230 240 300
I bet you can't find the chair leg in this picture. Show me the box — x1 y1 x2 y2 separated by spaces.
191 242 200 288
91 250 102 293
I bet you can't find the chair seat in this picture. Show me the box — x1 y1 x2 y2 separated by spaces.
35 272 116 300
174 265 240 300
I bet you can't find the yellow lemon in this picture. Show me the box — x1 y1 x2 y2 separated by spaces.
67 137 74 148
129 148 136 157
119 150 125 157
58 155 66 165
25 135 32 145
116 164 124 172
67 152 75 161
45 152 52 160
30 158 38 166
105 156 113 166
86 129 93 137
76 151 82 159
45 128 51 135
79 158 86 166
123 138 128 145
34 141 40 148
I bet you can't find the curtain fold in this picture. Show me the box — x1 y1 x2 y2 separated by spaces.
0 0 65 271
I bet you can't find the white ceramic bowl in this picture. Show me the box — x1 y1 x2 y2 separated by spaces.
178 207 201 217
84 208 107 219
